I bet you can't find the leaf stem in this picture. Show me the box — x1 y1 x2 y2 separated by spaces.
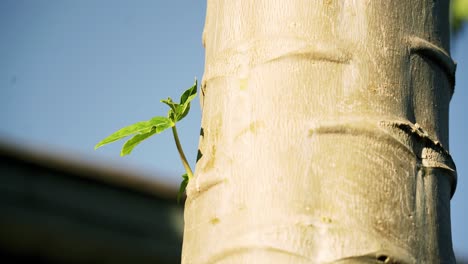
172 125 193 179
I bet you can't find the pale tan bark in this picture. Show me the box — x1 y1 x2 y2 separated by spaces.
182 1 457 263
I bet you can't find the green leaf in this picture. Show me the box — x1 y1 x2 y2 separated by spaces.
179 79 197 105
95 116 173 150
177 173 189 203
121 128 157 156
161 97 178 113
120 117 173 155
167 109 176 121
176 80 197 121
161 97 183 122
177 103 191 121
95 120 155 150
452 0 468 33
159 80 198 123
149 116 174 133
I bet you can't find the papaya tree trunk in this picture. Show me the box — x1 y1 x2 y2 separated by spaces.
182 1 457 263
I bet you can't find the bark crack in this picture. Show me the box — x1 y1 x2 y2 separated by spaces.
307 116 457 197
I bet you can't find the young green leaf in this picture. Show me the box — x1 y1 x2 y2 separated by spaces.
160 98 179 121
95 120 155 150
160 80 197 122
121 128 157 156
94 116 173 150
180 79 197 105
177 103 191 121
95 79 197 203
177 80 198 121
161 97 177 113
149 116 174 133
177 173 189 203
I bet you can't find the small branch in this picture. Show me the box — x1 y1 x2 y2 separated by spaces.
172 125 193 179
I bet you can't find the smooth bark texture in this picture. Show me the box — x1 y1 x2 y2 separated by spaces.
183 1 457 263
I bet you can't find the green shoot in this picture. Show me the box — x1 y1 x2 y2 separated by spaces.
95 79 198 202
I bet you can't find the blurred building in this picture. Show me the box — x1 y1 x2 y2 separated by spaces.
0 141 183 264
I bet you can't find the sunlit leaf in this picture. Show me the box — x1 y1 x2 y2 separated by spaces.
149 116 174 133
121 128 157 156
161 97 178 114
177 103 191 121
176 80 197 121
452 0 468 33
179 79 197 105
95 116 173 150
94 121 154 150
95 79 198 203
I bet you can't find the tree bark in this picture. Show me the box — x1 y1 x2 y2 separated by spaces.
182 1 457 263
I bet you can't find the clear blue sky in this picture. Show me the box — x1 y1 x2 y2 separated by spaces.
1 1 466 258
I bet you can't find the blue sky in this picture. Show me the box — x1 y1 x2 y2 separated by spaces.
1 1 466 258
